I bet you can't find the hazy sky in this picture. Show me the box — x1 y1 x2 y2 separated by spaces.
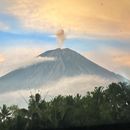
0 0 130 78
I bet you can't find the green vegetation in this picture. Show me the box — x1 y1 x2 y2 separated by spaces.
0 82 130 130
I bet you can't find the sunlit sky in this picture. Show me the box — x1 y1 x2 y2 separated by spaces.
0 0 130 78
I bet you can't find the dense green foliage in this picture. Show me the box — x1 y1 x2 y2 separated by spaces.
0 82 130 130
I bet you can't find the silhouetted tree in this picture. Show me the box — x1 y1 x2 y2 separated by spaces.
0 82 130 130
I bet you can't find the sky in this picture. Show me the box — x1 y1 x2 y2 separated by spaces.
0 0 130 79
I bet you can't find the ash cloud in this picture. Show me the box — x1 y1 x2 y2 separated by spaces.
56 29 65 48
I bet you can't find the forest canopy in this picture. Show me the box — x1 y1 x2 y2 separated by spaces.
0 82 130 130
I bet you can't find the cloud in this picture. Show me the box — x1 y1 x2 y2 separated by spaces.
39 75 115 96
3 0 130 38
83 47 130 79
0 53 5 62
0 22 10 31
0 46 55 77
0 0 10 12
0 74 116 107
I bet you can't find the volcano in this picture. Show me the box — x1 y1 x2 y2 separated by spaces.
0 48 127 93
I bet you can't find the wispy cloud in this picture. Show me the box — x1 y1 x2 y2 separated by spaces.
0 46 55 76
0 74 116 107
0 53 5 62
2 0 129 38
84 47 130 78
0 22 10 31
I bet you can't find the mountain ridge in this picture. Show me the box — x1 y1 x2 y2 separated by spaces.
0 48 128 93
39 48 124 79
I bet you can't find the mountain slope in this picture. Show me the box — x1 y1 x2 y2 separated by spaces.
0 48 127 93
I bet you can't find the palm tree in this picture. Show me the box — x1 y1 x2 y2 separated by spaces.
0 104 11 122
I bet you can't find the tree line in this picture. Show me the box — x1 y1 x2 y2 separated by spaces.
0 82 130 130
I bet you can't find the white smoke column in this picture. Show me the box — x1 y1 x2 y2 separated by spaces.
56 29 65 48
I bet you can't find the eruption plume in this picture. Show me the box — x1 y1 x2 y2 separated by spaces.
56 29 65 48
